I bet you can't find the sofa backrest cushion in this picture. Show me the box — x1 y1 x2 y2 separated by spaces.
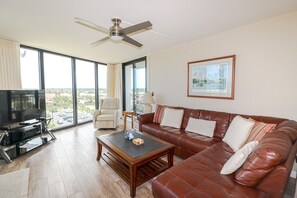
178 108 199 129
234 132 292 186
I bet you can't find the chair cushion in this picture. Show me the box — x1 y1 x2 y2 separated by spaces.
101 109 116 115
96 114 114 121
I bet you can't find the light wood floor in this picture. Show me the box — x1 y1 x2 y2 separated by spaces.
0 123 182 198
0 123 295 198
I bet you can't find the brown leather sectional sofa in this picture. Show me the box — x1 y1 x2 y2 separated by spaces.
137 107 297 198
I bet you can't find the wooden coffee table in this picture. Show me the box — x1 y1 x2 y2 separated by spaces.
96 131 175 198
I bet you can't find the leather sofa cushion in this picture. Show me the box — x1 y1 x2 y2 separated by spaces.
142 123 220 154
178 132 220 153
142 124 185 145
235 132 292 186
152 142 268 198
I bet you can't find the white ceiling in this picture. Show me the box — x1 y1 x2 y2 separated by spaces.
1 0 297 64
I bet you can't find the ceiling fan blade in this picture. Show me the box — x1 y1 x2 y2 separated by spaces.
122 35 143 48
90 36 110 46
121 21 152 35
74 17 109 34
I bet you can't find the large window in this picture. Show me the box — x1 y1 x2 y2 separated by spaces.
44 53 74 129
76 59 95 123
19 46 107 130
123 57 146 114
98 63 107 100
20 48 40 89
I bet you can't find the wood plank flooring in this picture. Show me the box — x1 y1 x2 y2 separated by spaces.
0 123 295 198
0 123 181 198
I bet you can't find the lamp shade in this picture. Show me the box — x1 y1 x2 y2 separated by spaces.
141 92 155 104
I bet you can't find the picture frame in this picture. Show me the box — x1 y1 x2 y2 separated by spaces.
187 55 236 100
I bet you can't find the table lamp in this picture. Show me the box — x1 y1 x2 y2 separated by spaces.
141 92 155 113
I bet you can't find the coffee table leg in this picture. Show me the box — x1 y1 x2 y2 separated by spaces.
129 165 137 197
96 140 102 161
167 148 174 167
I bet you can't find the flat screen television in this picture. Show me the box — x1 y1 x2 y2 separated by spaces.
0 90 46 127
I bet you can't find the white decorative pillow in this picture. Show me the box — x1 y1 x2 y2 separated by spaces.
185 118 216 137
222 116 255 152
160 108 184 129
220 141 259 175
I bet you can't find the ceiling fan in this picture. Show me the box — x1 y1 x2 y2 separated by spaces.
74 17 152 48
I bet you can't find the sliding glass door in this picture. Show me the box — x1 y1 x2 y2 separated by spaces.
123 57 146 114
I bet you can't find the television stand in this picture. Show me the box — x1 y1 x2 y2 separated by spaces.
0 118 56 163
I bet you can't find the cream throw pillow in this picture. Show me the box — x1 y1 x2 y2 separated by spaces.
223 116 255 152
160 108 184 129
185 118 216 137
220 141 259 175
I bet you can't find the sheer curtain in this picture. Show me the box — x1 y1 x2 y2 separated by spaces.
106 63 123 117
106 63 115 97
0 39 22 89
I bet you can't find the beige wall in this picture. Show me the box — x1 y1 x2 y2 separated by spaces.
149 11 297 121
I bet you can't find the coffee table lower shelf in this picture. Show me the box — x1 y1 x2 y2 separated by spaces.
102 151 169 186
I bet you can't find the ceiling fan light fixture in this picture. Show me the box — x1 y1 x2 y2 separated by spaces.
110 34 123 41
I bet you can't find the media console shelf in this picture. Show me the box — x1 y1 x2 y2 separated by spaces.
0 117 56 163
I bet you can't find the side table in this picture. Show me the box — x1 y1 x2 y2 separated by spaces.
123 111 134 130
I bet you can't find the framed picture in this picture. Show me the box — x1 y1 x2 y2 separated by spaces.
187 55 236 100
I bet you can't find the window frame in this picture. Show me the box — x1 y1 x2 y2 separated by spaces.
20 45 107 131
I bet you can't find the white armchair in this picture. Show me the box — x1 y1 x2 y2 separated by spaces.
93 98 119 129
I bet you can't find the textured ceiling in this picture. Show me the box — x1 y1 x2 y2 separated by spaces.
1 0 297 64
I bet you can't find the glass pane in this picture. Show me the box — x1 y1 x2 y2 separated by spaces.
98 64 107 100
20 48 40 89
125 65 133 111
44 53 73 129
76 60 95 123
135 61 146 114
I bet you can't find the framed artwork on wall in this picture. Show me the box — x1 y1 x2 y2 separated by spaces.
187 55 236 100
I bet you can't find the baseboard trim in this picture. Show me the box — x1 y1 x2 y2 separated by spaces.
290 171 296 178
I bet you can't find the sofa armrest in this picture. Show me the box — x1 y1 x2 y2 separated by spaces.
137 113 154 131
